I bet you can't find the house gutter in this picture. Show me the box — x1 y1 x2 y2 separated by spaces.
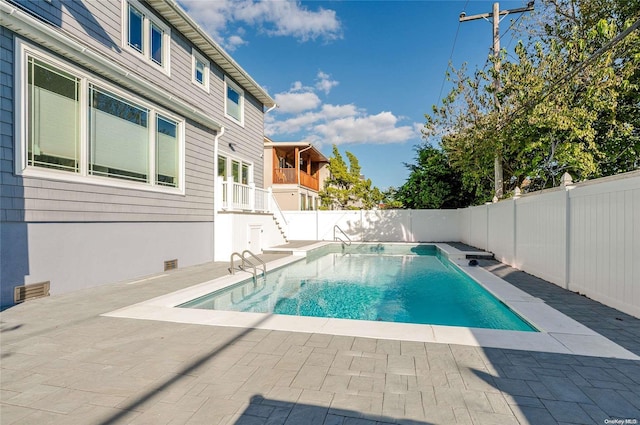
265 104 278 114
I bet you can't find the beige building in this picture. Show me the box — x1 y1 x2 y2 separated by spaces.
263 138 330 210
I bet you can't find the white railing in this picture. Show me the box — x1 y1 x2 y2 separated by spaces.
254 186 270 212
219 178 271 214
269 191 289 236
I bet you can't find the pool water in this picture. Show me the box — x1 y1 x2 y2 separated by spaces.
179 244 536 332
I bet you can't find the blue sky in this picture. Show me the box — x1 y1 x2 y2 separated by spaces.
181 0 531 189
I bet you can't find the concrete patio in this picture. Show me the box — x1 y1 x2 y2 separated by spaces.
1 245 639 425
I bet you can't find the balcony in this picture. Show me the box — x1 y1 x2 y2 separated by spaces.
273 167 319 191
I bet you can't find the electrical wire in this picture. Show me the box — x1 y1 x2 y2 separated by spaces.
497 16 640 131
434 0 470 110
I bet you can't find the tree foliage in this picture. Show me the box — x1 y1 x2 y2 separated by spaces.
422 0 640 198
397 145 477 208
319 145 384 209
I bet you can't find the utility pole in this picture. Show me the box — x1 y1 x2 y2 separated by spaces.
459 1 534 200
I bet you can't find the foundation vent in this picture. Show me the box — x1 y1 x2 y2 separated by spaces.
14 281 50 303
164 259 178 271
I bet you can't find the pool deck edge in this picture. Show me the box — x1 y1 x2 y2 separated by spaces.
102 243 640 361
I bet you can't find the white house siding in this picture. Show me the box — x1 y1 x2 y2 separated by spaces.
0 1 266 308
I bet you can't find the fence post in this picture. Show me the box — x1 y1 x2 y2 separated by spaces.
562 172 574 290
249 182 256 212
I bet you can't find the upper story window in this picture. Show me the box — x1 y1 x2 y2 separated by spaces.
224 76 244 126
124 0 170 74
16 40 184 194
191 48 209 92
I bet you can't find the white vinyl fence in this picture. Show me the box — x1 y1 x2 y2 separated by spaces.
283 171 640 318
283 209 460 243
458 171 640 318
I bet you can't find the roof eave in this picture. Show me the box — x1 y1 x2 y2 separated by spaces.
147 0 276 108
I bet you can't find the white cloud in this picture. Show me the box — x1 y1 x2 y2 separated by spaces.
315 71 339 94
266 73 420 146
267 103 420 146
180 0 342 50
274 91 321 114
314 112 418 145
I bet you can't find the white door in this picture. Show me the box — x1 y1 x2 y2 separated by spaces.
248 225 262 252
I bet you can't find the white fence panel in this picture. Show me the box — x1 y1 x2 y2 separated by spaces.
568 176 640 317
283 210 460 242
458 207 471 245
487 200 515 265
318 210 362 241
468 206 488 250
411 210 460 242
514 189 567 286
361 210 413 241
283 211 317 240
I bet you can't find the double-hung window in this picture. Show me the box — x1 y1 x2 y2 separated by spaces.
125 0 170 73
192 48 209 92
27 57 81 172
224 76 244 126
17 40 184 193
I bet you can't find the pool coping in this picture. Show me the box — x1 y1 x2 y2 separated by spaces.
102 243 639 360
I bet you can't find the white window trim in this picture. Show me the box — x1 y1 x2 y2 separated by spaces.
224 76 244 127
191 48 210 93
218 153 253 184
15 39 185 195
122 0 171 76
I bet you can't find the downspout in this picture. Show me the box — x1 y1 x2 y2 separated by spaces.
213 126 225 261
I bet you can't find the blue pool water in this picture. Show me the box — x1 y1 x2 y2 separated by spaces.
179 244 536 331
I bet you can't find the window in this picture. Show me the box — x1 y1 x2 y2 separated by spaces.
156 116 179 187
218 155 227 178
124 0 170 73
218 155 252 185
17 41 184 193
89 86 149 182
224 76 244 125
192 49 209 91
128 5 143 52
231 160 240 183
27 57 80 172
241 164 249 185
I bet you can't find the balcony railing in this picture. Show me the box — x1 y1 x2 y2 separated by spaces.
219 178 270 213
273 167 319 191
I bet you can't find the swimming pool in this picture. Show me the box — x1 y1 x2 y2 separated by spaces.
178 244 536 332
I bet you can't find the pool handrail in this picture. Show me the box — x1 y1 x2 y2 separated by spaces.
229 250 266 282
333 225 352 247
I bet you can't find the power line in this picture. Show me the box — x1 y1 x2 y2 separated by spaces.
435 0 470 110
498 16 640 131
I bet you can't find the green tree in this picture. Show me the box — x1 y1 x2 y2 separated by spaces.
424 0 639 198
319 145 383 209
379 187 404 209
397 144 477 209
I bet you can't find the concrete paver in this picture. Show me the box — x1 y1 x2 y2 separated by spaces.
1 247 640 424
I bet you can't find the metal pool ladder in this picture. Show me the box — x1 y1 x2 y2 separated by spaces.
229 250 267 281
333 225 352 247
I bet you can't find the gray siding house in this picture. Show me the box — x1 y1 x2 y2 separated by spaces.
0 0 277 308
